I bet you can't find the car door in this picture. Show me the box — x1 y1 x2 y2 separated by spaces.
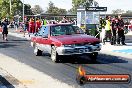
40 26 52 53
34 26 43 49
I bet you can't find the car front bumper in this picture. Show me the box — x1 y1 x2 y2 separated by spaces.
56 44 101 55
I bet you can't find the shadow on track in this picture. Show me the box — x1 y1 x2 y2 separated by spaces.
98 54 128 64
10 39 28 42
0 43 18 48
42 53 128 64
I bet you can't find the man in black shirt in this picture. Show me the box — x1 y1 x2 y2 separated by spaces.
117 15 126 45
111 17 118 45
1 18 9 41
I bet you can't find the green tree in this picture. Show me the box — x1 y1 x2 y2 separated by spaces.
24 4 32 15
31 5 44 15
71 0 86 14
46 1 67 15
112 9 125 14
0 0 10 18
58 8 67 15
71 0 98 14
46 1 55 14
11 0 22 15
125 10 132 14
0 0 23 19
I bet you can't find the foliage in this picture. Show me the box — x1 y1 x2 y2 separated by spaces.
71 0 86 14
112 9 125 14
125 10 132 14
31 5 43 15
0 0 32 20
71 0 98 14
24 4 32 15
46 1 67 15
0 0 10 19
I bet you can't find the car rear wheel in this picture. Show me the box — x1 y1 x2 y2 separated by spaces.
51 46 59 63
34 45 42 56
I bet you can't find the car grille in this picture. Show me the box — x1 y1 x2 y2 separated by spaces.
74 42 100 46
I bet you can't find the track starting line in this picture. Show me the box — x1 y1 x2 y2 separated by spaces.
113 49 132 54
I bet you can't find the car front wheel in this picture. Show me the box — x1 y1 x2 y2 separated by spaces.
51 46 59 63
34 45 42 56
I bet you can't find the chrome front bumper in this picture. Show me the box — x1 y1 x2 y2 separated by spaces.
56 44 101 55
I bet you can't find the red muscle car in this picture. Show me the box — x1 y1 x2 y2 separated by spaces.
31 23 101 63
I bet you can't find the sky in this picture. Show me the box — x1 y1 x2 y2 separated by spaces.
22 0 132 14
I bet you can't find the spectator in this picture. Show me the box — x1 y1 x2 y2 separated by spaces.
1 18 9 41
111 17 118 45
99 17 106 44
29 18 35 34
36 18 41 32
117 15 126 45
23 21 29 37
105 16 111 43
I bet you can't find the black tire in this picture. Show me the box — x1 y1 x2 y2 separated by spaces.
34 45 42 56
89 52 98 62
51 46 60 63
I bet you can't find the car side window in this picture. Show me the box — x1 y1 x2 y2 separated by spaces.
37 26 43 36
36 26 49 38
42 26 49 38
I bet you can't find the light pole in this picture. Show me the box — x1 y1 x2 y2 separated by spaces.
10 0 11 14
23 0 25 24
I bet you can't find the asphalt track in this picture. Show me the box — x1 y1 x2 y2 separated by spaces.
0 35 132 88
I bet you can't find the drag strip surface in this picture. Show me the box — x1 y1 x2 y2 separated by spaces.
0 35 132 88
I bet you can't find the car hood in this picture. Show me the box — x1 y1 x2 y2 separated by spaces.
51 34 100 45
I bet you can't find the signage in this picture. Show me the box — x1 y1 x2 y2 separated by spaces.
85 7 107 12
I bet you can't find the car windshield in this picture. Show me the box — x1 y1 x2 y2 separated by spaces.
50 25 84 36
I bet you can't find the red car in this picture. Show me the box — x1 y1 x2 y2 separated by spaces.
31 23 101 63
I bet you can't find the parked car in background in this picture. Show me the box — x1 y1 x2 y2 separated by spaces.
31 23 101 63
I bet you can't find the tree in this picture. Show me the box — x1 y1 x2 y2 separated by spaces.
46 1 67 15
57 8 67 15
112 9 125 14
67 9 74 14
71 0 86 14
0 0 23 19
71 0 99 14
31 5 44 15
83 0 94 7
0 0 11 18
125 10 132 14
11 0 23 15
24 4 32 15
46 1 55 14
